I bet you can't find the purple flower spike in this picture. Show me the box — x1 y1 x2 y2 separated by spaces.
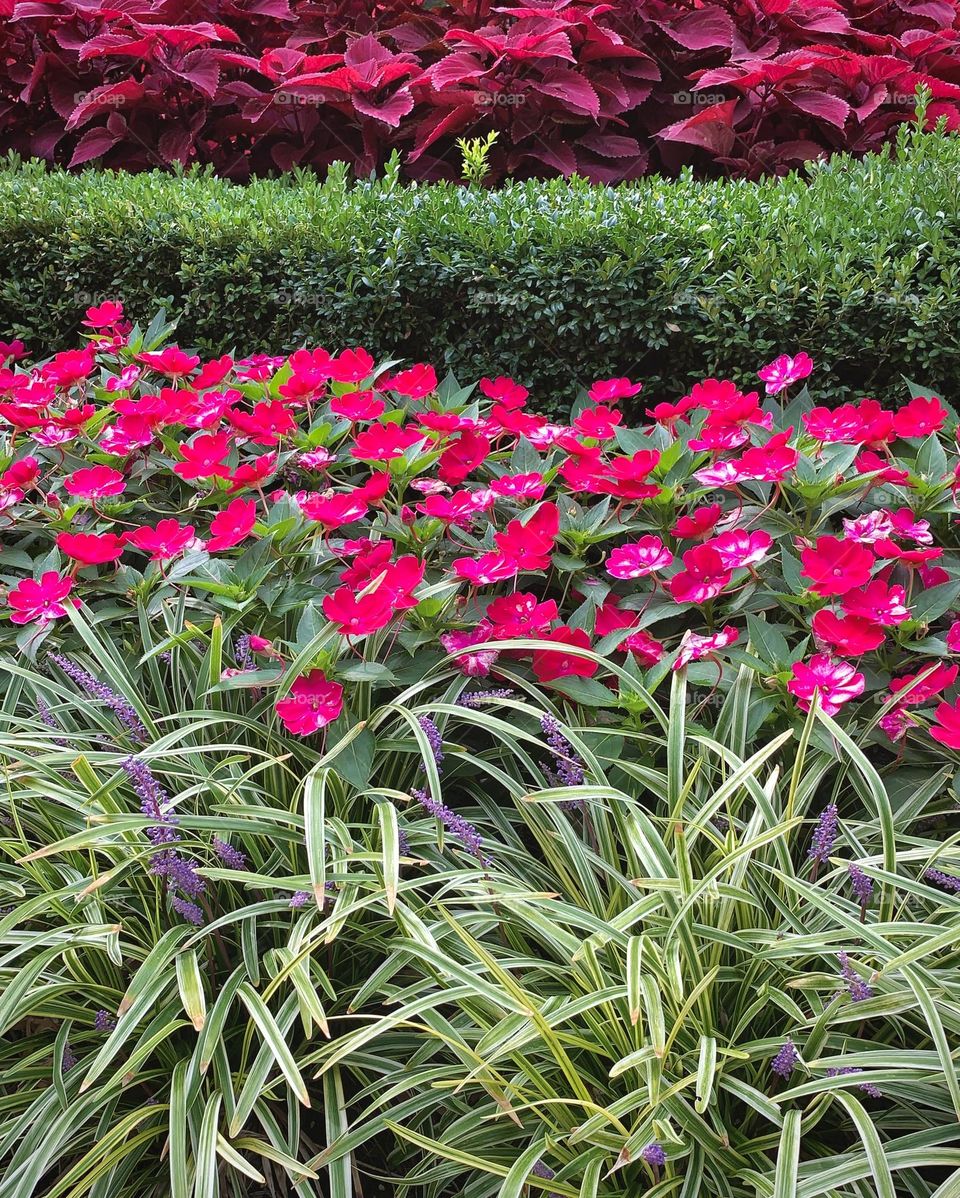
809 803 838 864
838 952 873 1002
37 697 68 747
411 787 491 865
122 757 179 846
771 1038 799 1079
50 654 147 741
289 891 310 907
848 864 874 910
925 868 960 893
235 633 255 672
94 1009 117 1032
418 716 444 770
531 1160 555 1180
641 1142 666 1168
170 896 203 925
212 837 246 870
827 1067 882 1098
540 714 585 788
457 688 514 708
150 850 205 897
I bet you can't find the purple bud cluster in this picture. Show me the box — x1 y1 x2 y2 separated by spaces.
827 1067 882 1098
540 714 585 787
235 633 255 672
838 952 874 1002
36 696 68 747
150 850 205 897
925 867 960 893
418 716 444 770
288 883 336 908
641 1142 666 1167
809 803 838 864
848 864 874 907
212 837 246 869
771 1038 799 1078
170 896 204 925
411 787 490 865
121 756 206 924
456 688 515 707
50 654 147 741
94 1009 117 1032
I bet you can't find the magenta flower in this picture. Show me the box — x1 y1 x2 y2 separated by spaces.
674 625 739 671
275 671 344 737
668 545 733 604
8 571 75 625
787 654 865 716
441 626 500 676
605 536 673 579
758 352 814 395
711 529 772 570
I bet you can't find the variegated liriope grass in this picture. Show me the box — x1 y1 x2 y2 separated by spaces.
2 618 960 1197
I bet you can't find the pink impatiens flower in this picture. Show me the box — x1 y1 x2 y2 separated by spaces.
606 536 673 580
840 581 911 626
757 353 813 395
800 536 874 597
930 700 960 750
532 626 597 683
811 610 884 656
674 625 739 670
63 465 126 500
57 531 125 566
275 671 344 737
668 545 732 604
893 395 947 439
8 571 76 625
441 625 500 676
588 377 643 405
207 499 256 552
888 663 958 707
126 519 196 562
788 654 865 715
710 529 772 570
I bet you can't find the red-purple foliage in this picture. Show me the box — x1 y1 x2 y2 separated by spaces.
2 0 960 181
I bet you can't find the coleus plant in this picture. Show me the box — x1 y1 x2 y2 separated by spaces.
3 304 960 795
1 0 959 179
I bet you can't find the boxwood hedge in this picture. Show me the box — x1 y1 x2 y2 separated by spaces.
1 127 959 413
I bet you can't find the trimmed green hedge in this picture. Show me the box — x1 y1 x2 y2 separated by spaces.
2 130 959 412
